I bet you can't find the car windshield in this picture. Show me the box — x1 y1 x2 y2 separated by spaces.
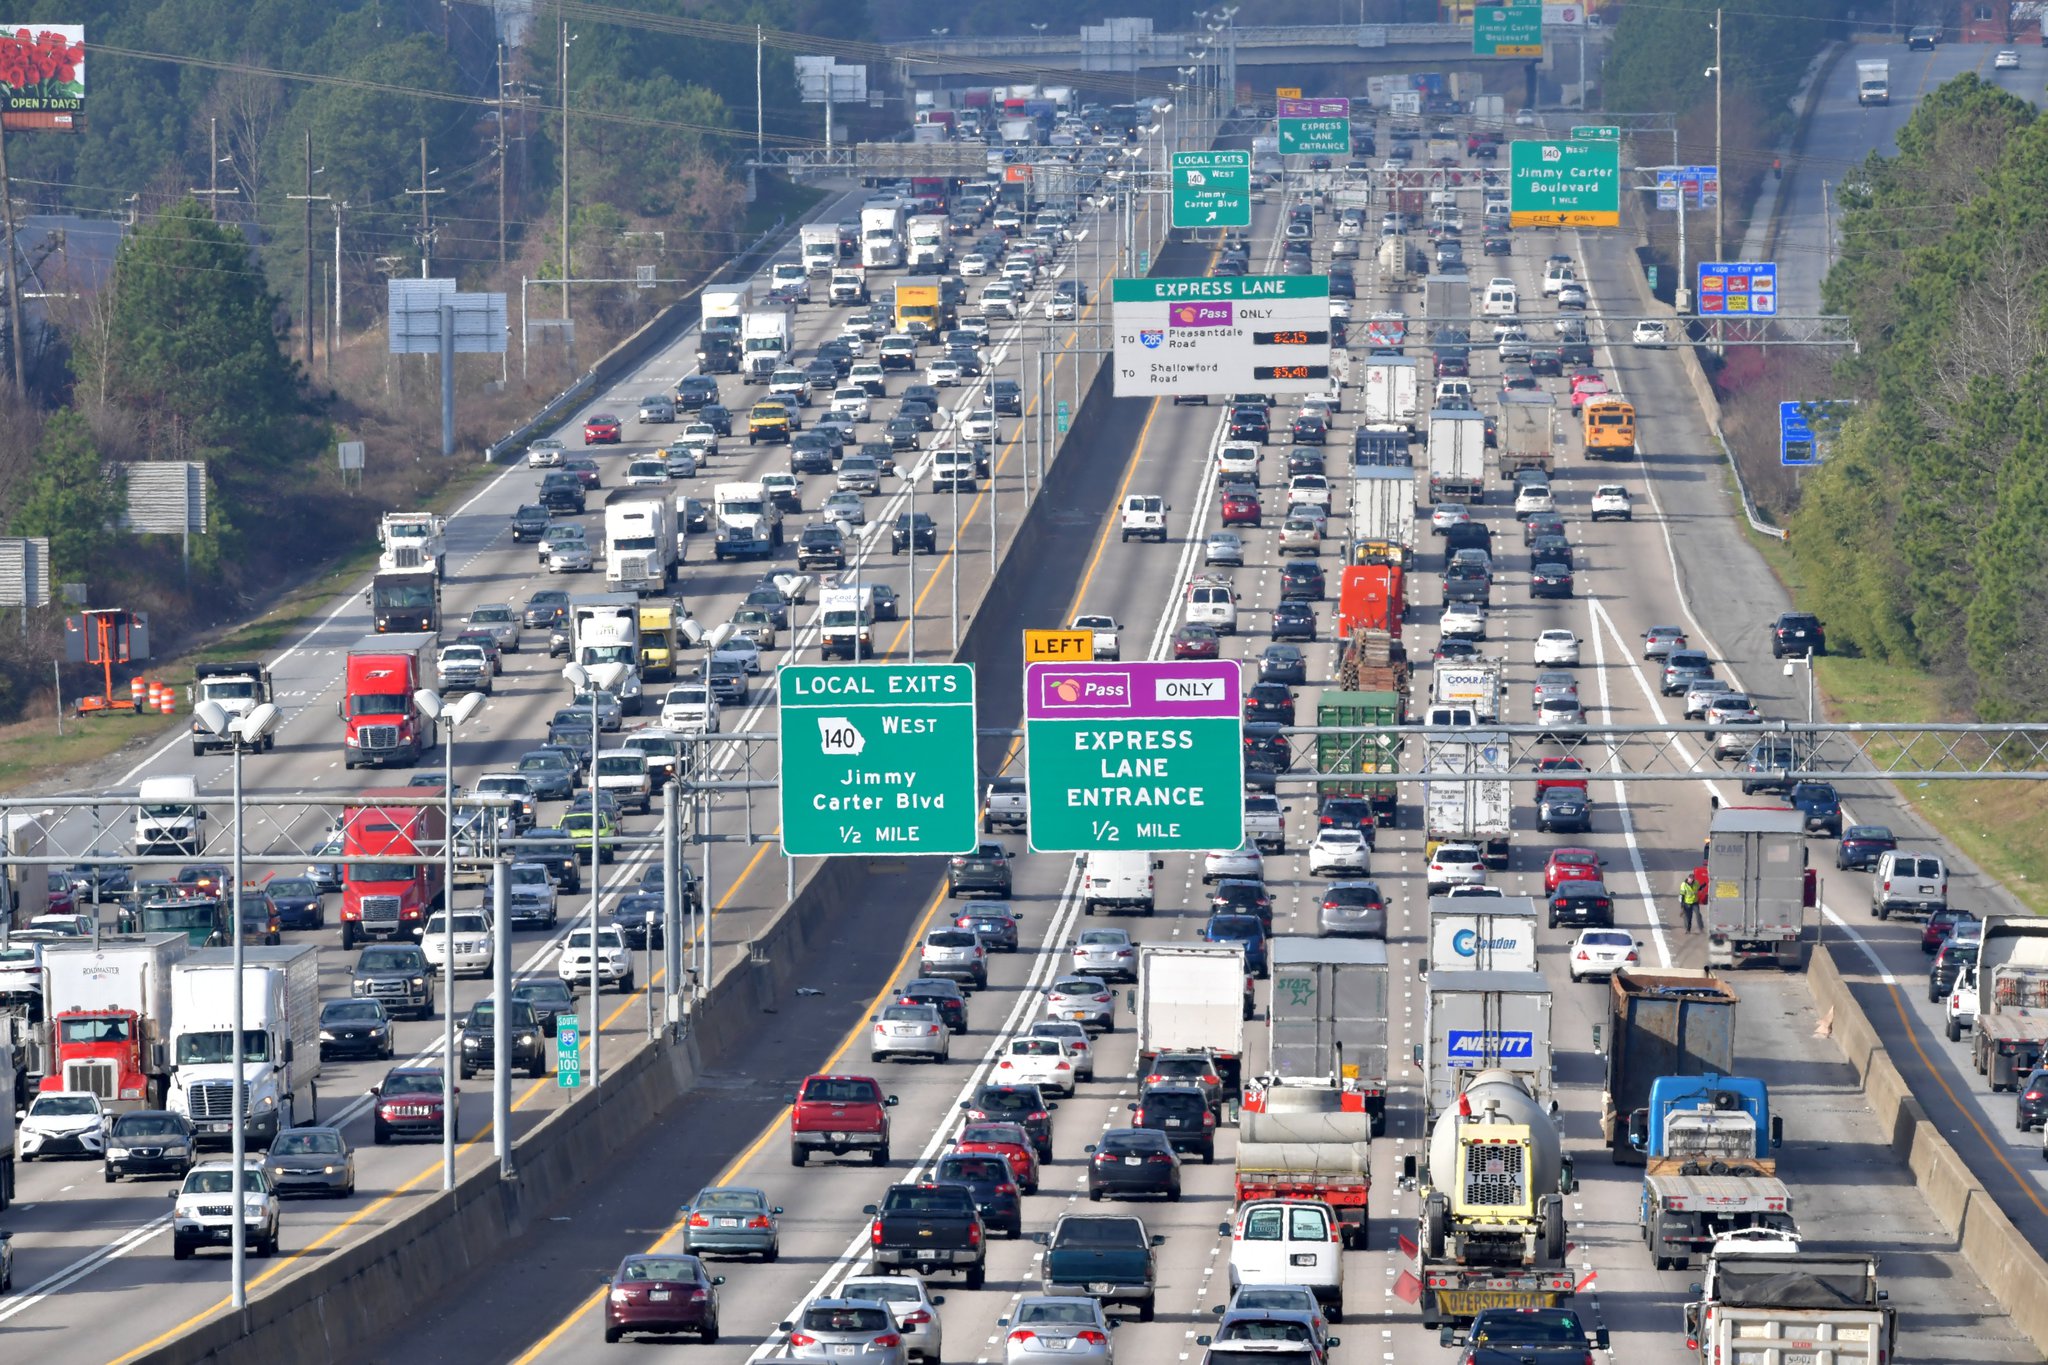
1054 1218 1144 1248
271 1130 344 1157
1018 1301 1101 1325
381 1072 444 1096
359 947 424 973
31 1094 100 1117
322 1001 384 1024
186 1169 268 1195
113 1113 185 1137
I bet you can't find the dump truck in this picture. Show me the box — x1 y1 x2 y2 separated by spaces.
1401 1068 1578 1332
1598 968 1740 1163
190 661 276 754
1702 806 1815 971
1633 1073 1792 1270
1684 1235 1894 1365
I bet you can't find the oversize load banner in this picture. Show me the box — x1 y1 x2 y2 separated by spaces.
0 25 84 131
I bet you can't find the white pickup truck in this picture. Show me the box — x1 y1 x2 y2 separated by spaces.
1071 614 1122 661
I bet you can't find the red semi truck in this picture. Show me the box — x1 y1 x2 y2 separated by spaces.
340 633 438 770
339 788 447 950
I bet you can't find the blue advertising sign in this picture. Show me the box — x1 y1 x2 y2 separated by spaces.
1697 261 1778 317
1780 399 1854 466
1445 1029 1536 1066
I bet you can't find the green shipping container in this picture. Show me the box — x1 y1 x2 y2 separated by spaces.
1315 689 1402 823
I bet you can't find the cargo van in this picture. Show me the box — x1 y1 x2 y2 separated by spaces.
135 775 205 855
1120 494 1169 542
1076 849 1163 916
1184 574 1240 634
1481 279 1519 318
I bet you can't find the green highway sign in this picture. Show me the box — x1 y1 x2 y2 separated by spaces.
1571 125 1622 141
1171 150 1251 229
556 1017 581 1088
1276 97 1352 157
1056 400 1071 434
1474 2 1543 56
1023 660 1244 852
1509 139 1621 228
778 663 978 856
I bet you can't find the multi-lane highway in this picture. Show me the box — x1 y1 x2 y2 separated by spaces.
330 114 2034 1363
0 152 1170 1360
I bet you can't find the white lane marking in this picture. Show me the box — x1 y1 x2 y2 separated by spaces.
1586 595 1674 969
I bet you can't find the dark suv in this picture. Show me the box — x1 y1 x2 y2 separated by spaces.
933 1152 1022 1236
1228 406 1270 443
1787 781 1843 837
797 524 847 570
1769 612 1826 658
1929 935 1979 1004
962 1083 1057 1160
897 978 969 1034
511 504 550 542
1129 1085 1216 1162
460 997 548 1079
946 842 1013 898
893 512 938 555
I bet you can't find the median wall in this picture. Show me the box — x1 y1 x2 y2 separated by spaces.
1808 943 2048 1356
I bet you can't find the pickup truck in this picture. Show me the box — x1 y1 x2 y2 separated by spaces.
862 1182 988 1286
788 1073 898 1166
1243 795 1287 854
1072 614 1122 661
1036 1213 1166 1321
983 777 1029 833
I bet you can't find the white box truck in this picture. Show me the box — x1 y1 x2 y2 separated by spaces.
1856 60 1889 106
1426 409 1488 502
1424 730 1513 869
800 224 839 276
1425 896 1540 974
1361 358 1420 432
166 944 321 1145
1349 466 1417 560
861 202 906 269
741 305 794 381
601 491 674 596
1500 391 1556 476
1137 942 1249 1095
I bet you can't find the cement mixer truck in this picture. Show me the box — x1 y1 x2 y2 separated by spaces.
1399 1068 1579 1332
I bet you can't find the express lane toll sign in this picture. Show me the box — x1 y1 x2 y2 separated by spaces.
778 664 978 856
1023 660 1244 852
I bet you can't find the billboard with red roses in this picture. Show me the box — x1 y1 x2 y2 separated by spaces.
0 26 84 131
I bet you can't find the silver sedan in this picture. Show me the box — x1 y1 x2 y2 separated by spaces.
1043 976 1115 1033
1204 531 1245 566
1001 1295 1115 1363
870 1002 950 1063
1071 927 1138 981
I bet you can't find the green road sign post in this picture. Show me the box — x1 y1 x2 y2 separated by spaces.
777 663 979 856
1509 139 1621 228
1276 97 1351 158
1171 150 1251 229
1023 660 1244 852
1474 2 1543 56
1056 401 1071 434
556 1017 581 1088
1571 125 1621 141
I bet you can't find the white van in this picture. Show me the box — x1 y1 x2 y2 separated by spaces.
1120 494 1169 542
1224 1198 1347 1306
1481 279 1519 318
1434 378 1473 408
1872 851 1949 918
1184 575 1240 634
1076 849 1163 916
1542 259 1577 296
135 775 205 855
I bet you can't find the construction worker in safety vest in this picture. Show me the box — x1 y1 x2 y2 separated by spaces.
1679 872 1702 933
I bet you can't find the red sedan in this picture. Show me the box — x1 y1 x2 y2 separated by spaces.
1173 625 1221 660
583 413 622 444
603 1253 723 1344
1221 492 1262 525
1543 846 1605 894
953 1121 1040 1193
1532 755 1589 800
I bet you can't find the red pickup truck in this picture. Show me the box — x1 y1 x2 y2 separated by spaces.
789 1073 898 1167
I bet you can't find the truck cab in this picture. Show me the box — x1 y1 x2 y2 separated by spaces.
134 776 205 855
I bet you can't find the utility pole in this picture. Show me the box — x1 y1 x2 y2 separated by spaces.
756 26 765 167
561 20 573 326
190 118 239 220
497 43 509 263
287 132 330 369
1714 8 1725 264
332 202 347 380
0 123 24 394
409 139 444 278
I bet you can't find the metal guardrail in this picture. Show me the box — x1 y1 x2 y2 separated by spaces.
483 215 789 464
898 23 1467 60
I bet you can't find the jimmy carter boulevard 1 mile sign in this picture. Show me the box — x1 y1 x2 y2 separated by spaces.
1112 275 1331 397
1508 139 1621 228
1171 150 1252 229
779 663 978 856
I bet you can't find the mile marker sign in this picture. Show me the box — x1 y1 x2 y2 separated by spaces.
1023 660 1244 852
778 664 978 856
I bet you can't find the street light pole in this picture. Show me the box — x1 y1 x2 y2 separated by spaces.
412 686 482 1192
193 700 282 1314
1712 10 1724 264
561 660 629 1088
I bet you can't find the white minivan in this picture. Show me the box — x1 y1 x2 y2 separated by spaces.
1077 850 1163 916
1481 279 1519 318
1223 1198 1346 1310
1184 576 1240 634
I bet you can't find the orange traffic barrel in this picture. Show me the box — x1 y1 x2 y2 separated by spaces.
145 680 161 711
131 676 146 707
159 685 175 715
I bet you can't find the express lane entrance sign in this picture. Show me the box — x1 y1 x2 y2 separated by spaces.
1023 660 1244 852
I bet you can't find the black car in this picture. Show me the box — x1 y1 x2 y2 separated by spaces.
1129 1085 1214 1162
1449 1307 1608 1358
1523 514 1566 547
897 978 969 1034
934 1152 1022 1236
1929 937 1979 1004
1788 781 1843 837
511 504 551 542
1228 406 1269 443
1838 824 1898 871
1435 637 1482 662
1316 797 1376 839
1242 724 1290 791
955 906 1020 953
460 997 548 1079
697 403 733 437
884 416 922 451
636 863 704 917
947 842 1013 898
512 978 577 1037
2021 1070 2048 1133
1286 448 1326 479
610 890 667 950
1529 535 1574 570
1244 681 1296 725
1433 347 1470 378
679 497 709 533
103 1109 197 1182
1530 561 1574 599
1443 522 1493 558
1527 346 1565 377
962 1083 1057 1160
318 998 396 1061
1537 788 1591 834
1208 879 1274 931
506 829 584 893
1289 414 1327 446
1770 611 1826 658
790 433 836 475
1548 879 1614 930
741 583 793 630
1270 601 1317 641
1327 268 1355 299
893 512 938 554
1087 1128 1182 1201
1482 234 1512 256
898 400 938 432
676 374 719 409
523 589 570 629
261 878 326 931
538 474 586 515
1258 643 1307 685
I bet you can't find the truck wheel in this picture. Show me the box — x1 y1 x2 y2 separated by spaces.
341 921 356 951
1422 1194 1447 1260
790 1146 806 1168
1947 1015 1962 1042
1541 1199 1565 1264
192 742 206 757
874 1143 891 1166
1138 1298 1155 1323
966 1263 986 1290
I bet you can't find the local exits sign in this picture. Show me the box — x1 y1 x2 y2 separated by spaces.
1508 139 1620 227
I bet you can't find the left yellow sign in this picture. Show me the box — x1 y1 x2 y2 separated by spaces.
1023 629 1094 664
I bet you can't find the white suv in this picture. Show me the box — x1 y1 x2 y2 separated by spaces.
172 1160 280 1260
1590 484 1633 521
660 684 720 734
559 925 632 992
1426 843 1487 894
